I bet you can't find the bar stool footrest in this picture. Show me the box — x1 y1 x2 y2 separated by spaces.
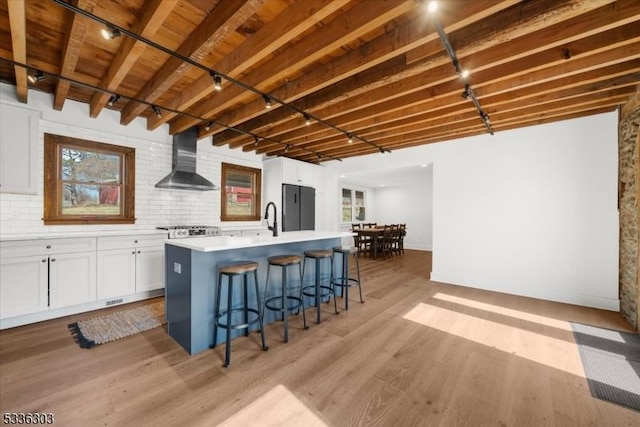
216 307 261 330
265 295 304 313
302 285 334 300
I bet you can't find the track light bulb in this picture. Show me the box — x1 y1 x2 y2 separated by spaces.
28 70 44 84
101 25 121 40
426 1 438 13
460 69 470 79
254 136 259 146
212 73 222 91
152 105 162 118
303 113 311 125
107 94 120 106
263 95 272 109
347 133 353 144
285 144 290 153
205 121 213 131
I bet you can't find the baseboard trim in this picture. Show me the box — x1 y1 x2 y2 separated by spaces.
0 289 164 330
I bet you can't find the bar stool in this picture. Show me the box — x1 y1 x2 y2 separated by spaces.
264 255 308 343
211 260 268 367
302 249 338 324
331 246 364 310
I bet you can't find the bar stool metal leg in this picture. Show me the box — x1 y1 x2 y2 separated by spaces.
224 274 233 367
264 255 307 343
254 270 268 351
331 246 364 311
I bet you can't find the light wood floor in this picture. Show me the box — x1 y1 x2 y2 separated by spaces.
1 250 639 426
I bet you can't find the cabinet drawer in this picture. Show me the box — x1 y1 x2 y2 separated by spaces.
0 237 96 258
97 234 167 250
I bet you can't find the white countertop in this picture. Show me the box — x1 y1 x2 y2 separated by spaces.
165 231 354 252
0 228 168 242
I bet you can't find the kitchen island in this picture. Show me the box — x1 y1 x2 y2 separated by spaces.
164 230 353 355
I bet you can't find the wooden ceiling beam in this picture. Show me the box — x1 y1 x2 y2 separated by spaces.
119 0 263 126
262 46 640 158
168 0 418 134
254 30 640 156
7 0 27 102
212 0 524 145
54 0 98 111
89 0 175 118
146 0 348 131
265 70 640 158
235 0 640 151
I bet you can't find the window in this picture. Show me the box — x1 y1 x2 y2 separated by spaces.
221 162 262 221
341 187 366 223
43 134 135 225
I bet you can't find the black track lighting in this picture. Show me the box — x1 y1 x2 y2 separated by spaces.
211 72 222 91
28 70 45 83
152 105 162 118
347 133 354 144
285 144 290 152
107 94 120 106
303 113 311 125
263 95 272 109
254 135 259 146
101 25 121 40
204 121 213 131
430 3 493 135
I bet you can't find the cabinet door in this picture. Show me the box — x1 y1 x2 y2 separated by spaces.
135 246 164 292
0 255 48 319
49 252 97 308
297 164 315 187
97 248 136 300
0 104 39 194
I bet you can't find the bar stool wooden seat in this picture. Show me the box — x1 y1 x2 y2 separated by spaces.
331 246 364 310
211 260 268 367
264 255 308 343
302 249 338 324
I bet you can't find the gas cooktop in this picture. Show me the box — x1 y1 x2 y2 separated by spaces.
156 225 221 239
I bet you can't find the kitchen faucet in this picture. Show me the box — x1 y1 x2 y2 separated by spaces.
264 202 278 237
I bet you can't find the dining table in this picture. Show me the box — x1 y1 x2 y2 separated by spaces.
352 226 386 259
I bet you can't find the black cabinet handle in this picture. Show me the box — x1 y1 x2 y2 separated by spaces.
41 259 46 263
51 258 56 262
46 245 51 249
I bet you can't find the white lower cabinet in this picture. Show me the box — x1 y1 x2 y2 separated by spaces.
49 251 97 308
0 255 48 318
97 248 136 300
135 247 164 292
97 234 165 299
0 237 97 320
0 233 166 327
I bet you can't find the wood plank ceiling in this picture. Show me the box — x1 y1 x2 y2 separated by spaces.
1 0 639 163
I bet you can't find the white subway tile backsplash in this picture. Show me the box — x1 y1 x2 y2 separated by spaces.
0 93 262 236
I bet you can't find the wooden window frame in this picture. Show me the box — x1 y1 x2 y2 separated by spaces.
43 133 135 225
220 162 262 221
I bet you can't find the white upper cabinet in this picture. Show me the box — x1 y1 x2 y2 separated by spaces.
0 103 39 194
281 158 315 187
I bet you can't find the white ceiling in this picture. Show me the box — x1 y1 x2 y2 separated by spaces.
338 164 432 188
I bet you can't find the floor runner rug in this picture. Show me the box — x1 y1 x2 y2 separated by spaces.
69 301 164 348
571 322 640 412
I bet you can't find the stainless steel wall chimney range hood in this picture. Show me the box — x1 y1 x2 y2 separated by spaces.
155 126 218 191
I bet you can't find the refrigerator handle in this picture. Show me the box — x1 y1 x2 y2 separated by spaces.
294 193 297 203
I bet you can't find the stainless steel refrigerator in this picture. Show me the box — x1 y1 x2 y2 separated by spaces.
282 184 315 231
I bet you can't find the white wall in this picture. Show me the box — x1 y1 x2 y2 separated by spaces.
372 165 433 250
429 114 619 310
326 112 619 311
0 83 263 236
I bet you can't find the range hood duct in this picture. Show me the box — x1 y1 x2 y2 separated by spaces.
155 126 218 191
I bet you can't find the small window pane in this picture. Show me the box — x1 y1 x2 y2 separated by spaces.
62 184 121 215
61 148 121 183
221 162 261 221
342 188 352 222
